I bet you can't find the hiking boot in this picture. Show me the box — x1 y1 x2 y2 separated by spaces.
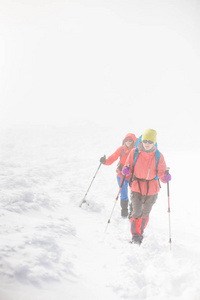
131 234 143 245
121 215 128 219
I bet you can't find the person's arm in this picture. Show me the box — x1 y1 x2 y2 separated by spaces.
104 146 122 165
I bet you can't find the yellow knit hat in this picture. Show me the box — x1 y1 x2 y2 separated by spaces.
142 129 157 144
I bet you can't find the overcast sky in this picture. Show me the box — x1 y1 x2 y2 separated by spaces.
0 0 200 145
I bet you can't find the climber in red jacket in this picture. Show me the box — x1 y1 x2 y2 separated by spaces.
100 133 137 217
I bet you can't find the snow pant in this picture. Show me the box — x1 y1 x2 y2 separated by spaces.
130 191 158 239
117 175 129 217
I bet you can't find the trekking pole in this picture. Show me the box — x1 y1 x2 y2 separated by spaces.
104 174 126 233
166 167 172 250
79 162 102 207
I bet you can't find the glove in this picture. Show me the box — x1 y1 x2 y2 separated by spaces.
100 155 106 164
163 173 171 182
122 166 130 175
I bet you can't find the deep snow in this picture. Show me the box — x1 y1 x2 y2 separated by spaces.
1 0 200 299
0 123 200 300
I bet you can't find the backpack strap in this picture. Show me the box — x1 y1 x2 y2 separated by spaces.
117 145 128 172
129 149 139 186
129 135 142 184
119 145 126 160
129 147 161 190
135 135 142 150
154 149 160 180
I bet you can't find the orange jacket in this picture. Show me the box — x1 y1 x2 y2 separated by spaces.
104 133 137 179
105 145 133 179
125 144 167 195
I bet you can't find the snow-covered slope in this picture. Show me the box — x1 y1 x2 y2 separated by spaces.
0 124 200 300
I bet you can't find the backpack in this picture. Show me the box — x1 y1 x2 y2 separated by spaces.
129 135 160 188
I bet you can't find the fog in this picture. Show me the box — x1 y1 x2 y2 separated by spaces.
1 3 200 298
1 0 200 146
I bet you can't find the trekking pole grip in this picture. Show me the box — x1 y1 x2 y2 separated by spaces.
165 167 170 175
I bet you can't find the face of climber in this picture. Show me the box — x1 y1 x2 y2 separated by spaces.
125 139 133 149
142 140 154 151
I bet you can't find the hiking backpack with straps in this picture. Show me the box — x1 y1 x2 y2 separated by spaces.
129 135 161 192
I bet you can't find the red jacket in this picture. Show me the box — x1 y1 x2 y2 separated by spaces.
105 133 137 179
125 144 167 195
105 145 132 179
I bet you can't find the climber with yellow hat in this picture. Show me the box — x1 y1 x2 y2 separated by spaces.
122 129 171 244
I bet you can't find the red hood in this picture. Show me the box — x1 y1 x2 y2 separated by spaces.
124 133 137 144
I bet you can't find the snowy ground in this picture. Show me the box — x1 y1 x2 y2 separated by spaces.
0 123 200 300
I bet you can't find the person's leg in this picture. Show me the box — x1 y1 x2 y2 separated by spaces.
135 194 158 242
117 176 129 217
141 194 158 219
130 192 143 244
130 191 143 219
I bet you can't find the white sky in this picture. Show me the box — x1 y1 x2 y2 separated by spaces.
0 0 200 142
